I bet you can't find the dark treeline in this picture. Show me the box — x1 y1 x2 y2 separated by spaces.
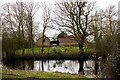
2 2 40 59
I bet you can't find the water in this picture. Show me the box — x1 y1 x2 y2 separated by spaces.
3 59 98 78
34 60 79 74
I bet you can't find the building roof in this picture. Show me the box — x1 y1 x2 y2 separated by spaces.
58 38 77 43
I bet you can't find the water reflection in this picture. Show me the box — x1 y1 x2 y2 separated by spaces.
3 59 34 70
33 60 96 77
83 60 95 77
34 60 79 74
4 59 96 78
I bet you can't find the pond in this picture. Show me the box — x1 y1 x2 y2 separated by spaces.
3 59 100 78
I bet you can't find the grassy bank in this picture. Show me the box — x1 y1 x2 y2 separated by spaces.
2 69 93 79
16 47 94 55
13 47 95 60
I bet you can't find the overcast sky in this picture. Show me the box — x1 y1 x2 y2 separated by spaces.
1 0 120 9
1 0 120 38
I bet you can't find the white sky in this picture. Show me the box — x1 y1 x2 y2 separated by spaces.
1 0 120 8
1 0 120 38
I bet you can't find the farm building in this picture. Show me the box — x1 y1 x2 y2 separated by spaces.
36 36 50 47
58 38 78 46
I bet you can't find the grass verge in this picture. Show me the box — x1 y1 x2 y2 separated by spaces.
1 69 93 79
14 47 95 59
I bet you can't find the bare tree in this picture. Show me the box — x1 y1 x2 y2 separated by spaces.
91 5 118 75
118 2 120 50
54 0 96 74
10 2 27 55
105 6 117 35
40 2 52 71
2 3 19 58
92 6 117 55
103 3 120 78
25 2 40 59
2 1 40 59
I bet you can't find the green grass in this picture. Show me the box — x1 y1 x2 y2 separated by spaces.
15 46 94 55
2 69 88 78
12 46 95 59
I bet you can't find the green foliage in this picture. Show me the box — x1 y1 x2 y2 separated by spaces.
2 32 18 58
94 33 117 56
101 30 119 78
102 51 120 78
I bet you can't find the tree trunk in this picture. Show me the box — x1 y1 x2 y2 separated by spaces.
41 60 44 71
78 60 84 74
30 27 35 60
94 59 98 75
78 41 84 74
31 47 35 60
22 26 25 56
41 35 44 71
118 19 120 49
